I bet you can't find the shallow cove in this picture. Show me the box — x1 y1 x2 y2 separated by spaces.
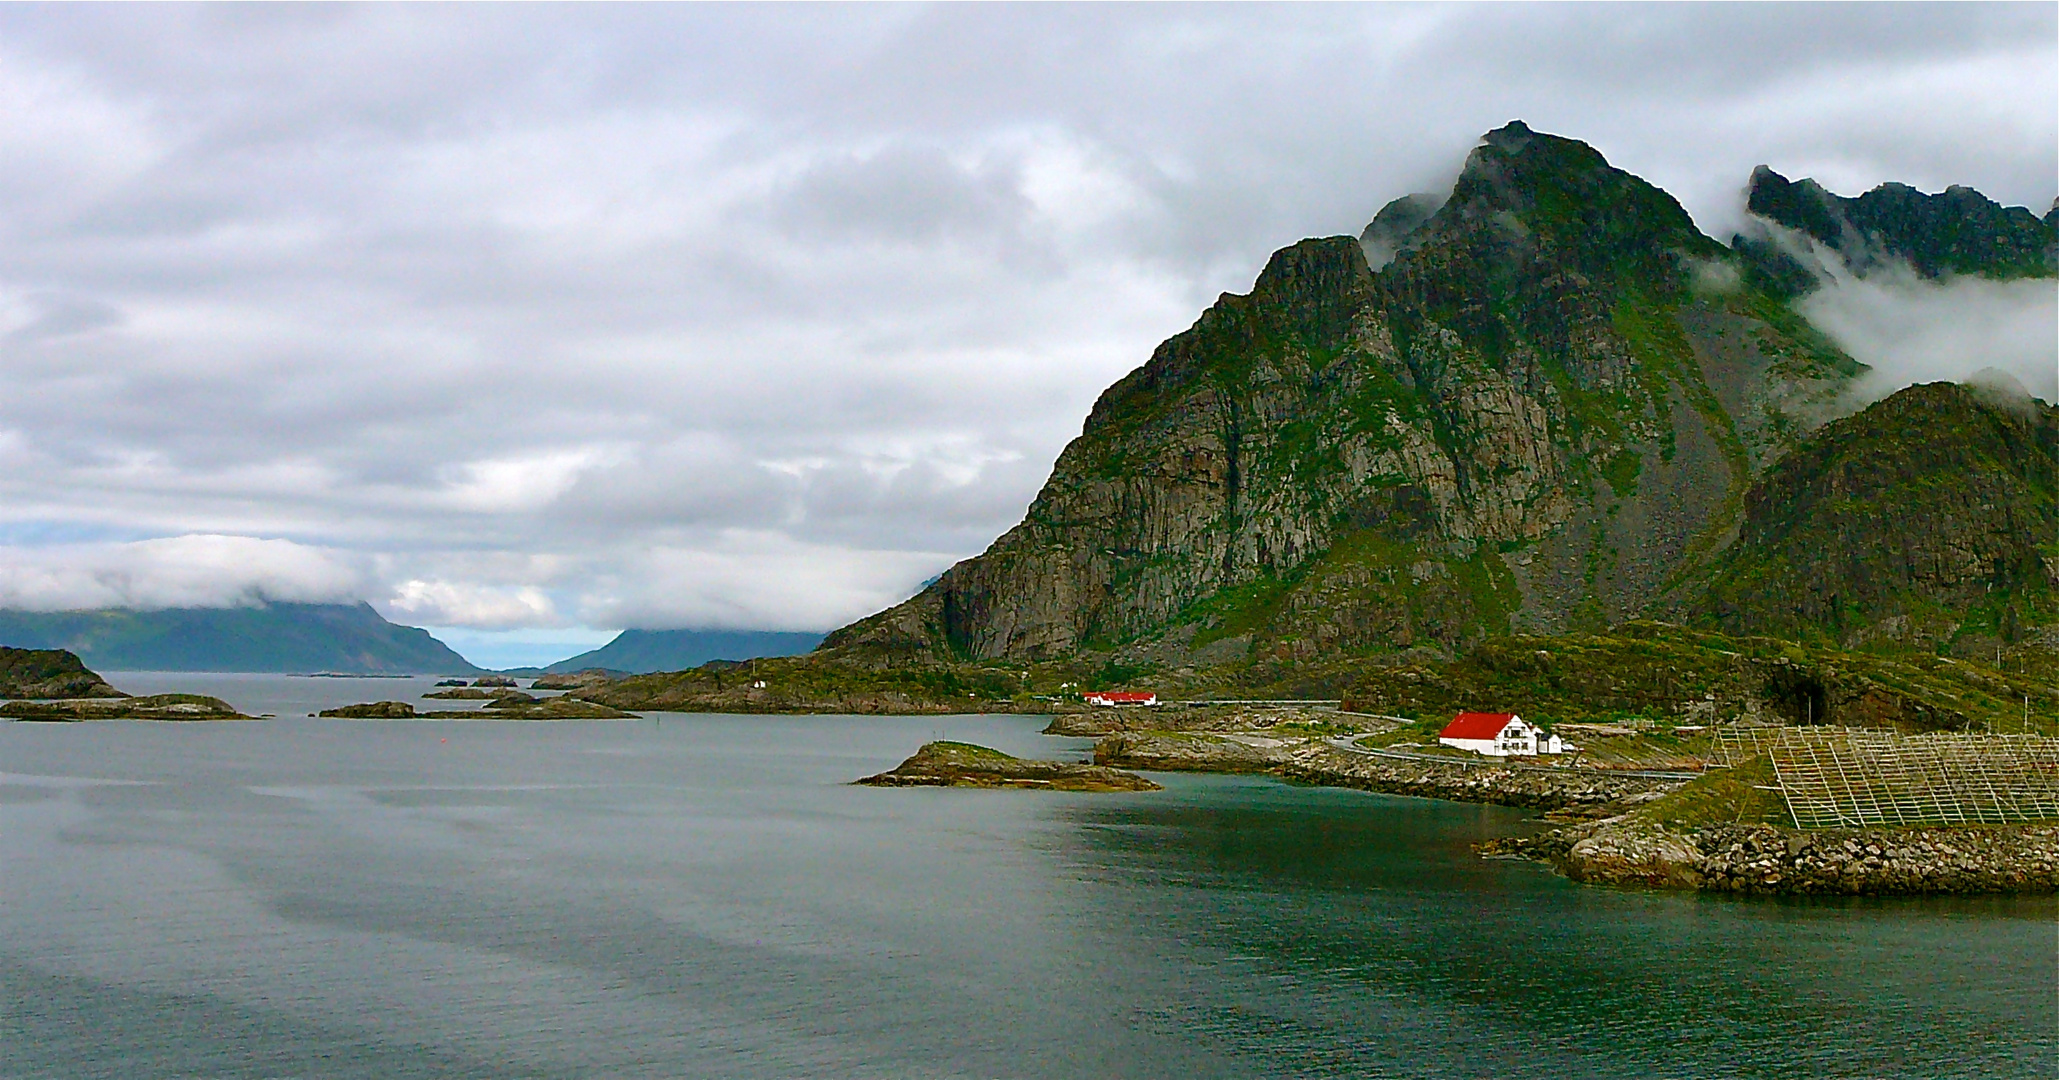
2 681 2053 1078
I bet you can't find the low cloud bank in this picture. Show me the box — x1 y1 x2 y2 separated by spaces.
0 535 365 612
384 579 561 630
574 531 951 634
1797 263 2057 404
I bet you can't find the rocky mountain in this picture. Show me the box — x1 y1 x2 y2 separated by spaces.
828 121 1877 665
0 602 479 674
1686 381 2058 655
1743 166 2057 281
544 629 823 675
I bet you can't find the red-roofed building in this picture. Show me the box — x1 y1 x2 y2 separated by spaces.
1083 691 1159 707
1438 712 1562 757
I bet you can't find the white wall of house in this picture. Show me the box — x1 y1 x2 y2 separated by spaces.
1441 718 1564 757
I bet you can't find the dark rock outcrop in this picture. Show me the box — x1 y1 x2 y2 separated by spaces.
0 646 126 700
485 697 635 719
3 694 247 721
857 741 1161 791
319 700 418 718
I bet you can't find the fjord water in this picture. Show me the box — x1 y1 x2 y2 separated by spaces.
2 678 2052 1079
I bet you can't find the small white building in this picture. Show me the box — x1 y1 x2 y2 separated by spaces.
1438 712 1564 757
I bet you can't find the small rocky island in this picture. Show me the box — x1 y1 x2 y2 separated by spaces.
857 741 1162 792
318 696 636 719
1 693 251 721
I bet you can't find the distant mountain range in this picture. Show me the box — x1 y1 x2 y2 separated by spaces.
0 603 827 676
0 602 480 674
543 629 824 674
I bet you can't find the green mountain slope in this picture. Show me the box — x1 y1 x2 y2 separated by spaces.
0 602 480 674
828 121 1860 664
1685 381 2059 655
545 629 823 674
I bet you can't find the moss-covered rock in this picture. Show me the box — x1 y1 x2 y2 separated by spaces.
0 646 126 700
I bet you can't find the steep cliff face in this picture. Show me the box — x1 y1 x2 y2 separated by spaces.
1688 382 2059 655
827 122 1862 663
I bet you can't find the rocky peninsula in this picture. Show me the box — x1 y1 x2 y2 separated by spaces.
858 741 1161 792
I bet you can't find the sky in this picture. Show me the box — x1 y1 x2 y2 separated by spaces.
0 4 2052 668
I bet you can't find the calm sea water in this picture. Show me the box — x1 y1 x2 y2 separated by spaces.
2 675 2053 1079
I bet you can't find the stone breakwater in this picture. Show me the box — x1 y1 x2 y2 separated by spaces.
1094 731 1296 773
1095 734 1679 813
1280 745 1678 813
1487 819 2059 895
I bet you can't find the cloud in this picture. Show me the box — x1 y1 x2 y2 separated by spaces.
1800 268 2057 404
439 446 628 514
0 535 363 611
384 578 559 629
1746 220 2059 403
0 5 2048 636
575 530 952 633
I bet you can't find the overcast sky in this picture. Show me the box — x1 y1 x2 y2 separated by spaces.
0 3 2052 667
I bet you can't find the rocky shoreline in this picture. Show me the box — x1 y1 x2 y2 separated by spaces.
1486 817 2059 895
1087 725 2059 895
0 693 252 721
1279 744 1679 816
1094 731 1682 816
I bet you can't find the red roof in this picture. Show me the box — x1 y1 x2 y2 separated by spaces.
1084 691 1156 703
1440 712 1518 739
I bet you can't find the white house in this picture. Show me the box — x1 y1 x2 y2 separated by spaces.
1438 712 1564 757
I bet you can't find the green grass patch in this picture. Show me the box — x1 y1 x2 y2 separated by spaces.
1636 756 1786 829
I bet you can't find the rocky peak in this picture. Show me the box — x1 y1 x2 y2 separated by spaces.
1360 192 1444 271
1745 166 2057 279
1417 121 1718 293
